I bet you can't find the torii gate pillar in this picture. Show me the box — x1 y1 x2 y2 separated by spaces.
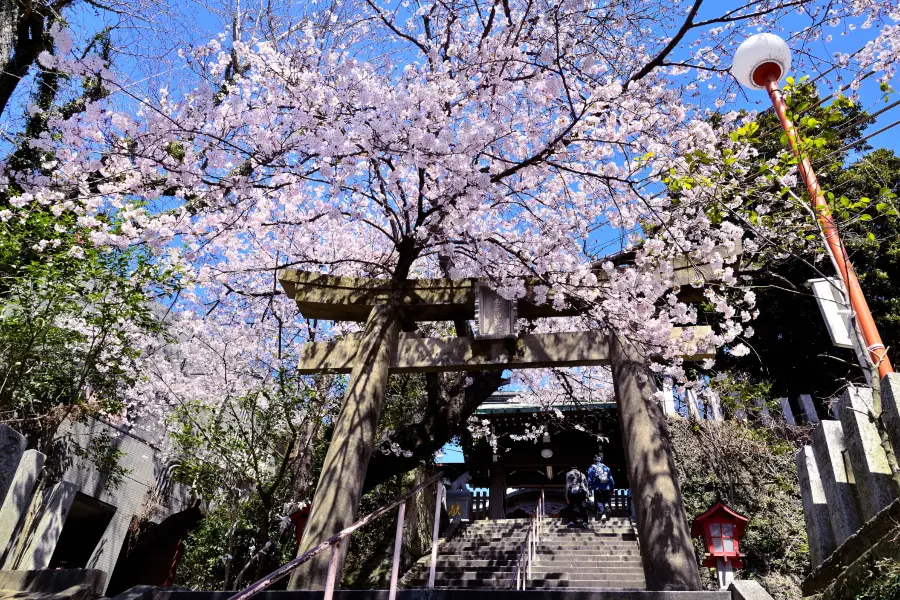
609 333 701 591
288 304 400 589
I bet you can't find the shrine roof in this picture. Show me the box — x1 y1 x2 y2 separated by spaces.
474 392 616 415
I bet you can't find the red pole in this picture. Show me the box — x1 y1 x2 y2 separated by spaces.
761 67 892 379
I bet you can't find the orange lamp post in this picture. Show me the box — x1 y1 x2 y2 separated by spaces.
732 34 893 379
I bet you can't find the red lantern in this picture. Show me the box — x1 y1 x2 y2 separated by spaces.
690 502 749 589
289 504 312 547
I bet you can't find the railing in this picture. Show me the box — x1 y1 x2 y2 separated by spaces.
472 489 489 520
610 488 632 518
513 489 544 590
228 472 445 600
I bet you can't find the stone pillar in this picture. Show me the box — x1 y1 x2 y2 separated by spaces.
87 510 130 592
795 446 836 567
0 449 45 563
609 333 701 591
754 398 772 425
661 379 677 417
685 389 701 420
837 386 898 520
881 373 900 464
289 304 400 590
13 481 77 570
707 391 724 422
779 398 796 426
0 425 26 505
811 421 862 544
799 394 819 424
488 467 506 520
731 394 746 422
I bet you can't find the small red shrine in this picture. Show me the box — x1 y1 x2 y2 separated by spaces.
691 502 749 588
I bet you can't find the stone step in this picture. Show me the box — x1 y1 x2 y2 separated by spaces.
541 528 636 534
429 568 517 577
538 550 641 557
450 536 529 542
430 559 521 567
414 581 516 589
532 569 646 578
535 556 642 564
530 582 646 590
541 528 635 534
443 549 641 558
397 586 730 598
443 546 530 552
538 543 640 549
432 558 642 568
409 575 515 583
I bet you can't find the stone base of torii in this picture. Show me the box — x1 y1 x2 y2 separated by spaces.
280 270 713 591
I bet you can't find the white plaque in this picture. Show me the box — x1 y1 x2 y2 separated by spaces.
474 283 518 340
808 277 854 349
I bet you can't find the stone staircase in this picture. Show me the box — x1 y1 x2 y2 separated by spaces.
533 518 645 589
404 517 645 590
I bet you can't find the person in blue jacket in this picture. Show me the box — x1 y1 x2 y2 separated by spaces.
587 453 615 522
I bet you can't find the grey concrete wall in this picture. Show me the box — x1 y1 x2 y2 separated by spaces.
0 425 26 503
812 421 863 544
55 417 192 523
882 373 900 466
86 510 132 578
14 481 78 570
796 446 836 567
0 419 191 592
729 580 775 600
837 386 898 521
53 418 192 592
0 449 46 564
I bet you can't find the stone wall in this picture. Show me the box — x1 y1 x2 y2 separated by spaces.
795 373 900 588
0 418 192 593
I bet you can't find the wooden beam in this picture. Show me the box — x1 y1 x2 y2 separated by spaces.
297 326 713 374
279 242 740 322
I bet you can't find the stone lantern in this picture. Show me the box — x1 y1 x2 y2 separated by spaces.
690 502 749 589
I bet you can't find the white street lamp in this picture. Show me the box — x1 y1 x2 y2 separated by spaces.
731 33 893 378
731 33 791 90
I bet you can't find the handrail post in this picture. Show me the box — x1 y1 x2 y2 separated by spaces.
324 541 341 600
528 523 533 582
427 481 444 588
389 502 406 600
227 471 443 600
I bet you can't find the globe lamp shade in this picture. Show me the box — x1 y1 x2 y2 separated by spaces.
732 33 791 90
541 447 554 459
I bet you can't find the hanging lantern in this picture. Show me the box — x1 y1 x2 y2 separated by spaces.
540 432 554 459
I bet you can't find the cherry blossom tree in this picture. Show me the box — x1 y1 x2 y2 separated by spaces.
6 0 900 583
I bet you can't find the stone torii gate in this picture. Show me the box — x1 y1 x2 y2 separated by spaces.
282 270 717 591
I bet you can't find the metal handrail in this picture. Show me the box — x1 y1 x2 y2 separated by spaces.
228 471 445 600
513 489 544 590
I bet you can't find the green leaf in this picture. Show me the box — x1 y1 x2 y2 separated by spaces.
859 214 872 221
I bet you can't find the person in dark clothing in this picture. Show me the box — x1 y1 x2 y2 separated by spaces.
564 466 589 528
587 453 615 522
